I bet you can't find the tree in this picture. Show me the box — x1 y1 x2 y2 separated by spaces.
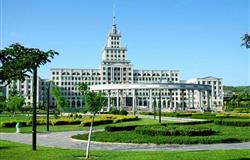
51 86 67 115
0 43 58 151
78 82 88 95
84 91 107 159
6 95 25 116
241 33 250 49
78 82 88 108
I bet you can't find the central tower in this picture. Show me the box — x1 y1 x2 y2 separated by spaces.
101 16 133 84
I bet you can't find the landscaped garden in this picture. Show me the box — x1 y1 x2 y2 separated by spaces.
0 113 140 133
71 113 250 145
1 140 250 160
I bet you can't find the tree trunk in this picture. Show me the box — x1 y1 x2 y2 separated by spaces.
85 114 95 159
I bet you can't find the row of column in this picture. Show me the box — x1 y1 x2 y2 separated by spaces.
106 89 212 112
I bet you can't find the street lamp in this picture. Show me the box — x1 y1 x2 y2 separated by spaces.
46 80 53 132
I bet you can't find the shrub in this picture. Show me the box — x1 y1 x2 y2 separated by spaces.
78 115 83 118
233 108 250 113
1 121 28 128
74 114 78 119
119 109 128 115
109 109 120 115
79 115 139 126
80 119 113 127
105 125 138 132
113 115 139 123
135 125 214 136
51 119 82 125
162 120 214 126
214 119 250 127
109 109 129 115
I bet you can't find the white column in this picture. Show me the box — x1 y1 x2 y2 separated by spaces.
173 91 177 111
181 90 185 111
192 90 195 109
116 89 119 110
107 90 111 112
169 90 173 110
120 90 123 111
132 89 136 114
207 90 212 112
199 90 203 112
149 89 152 111
188 90 191 109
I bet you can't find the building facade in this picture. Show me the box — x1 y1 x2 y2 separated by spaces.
5 77 46 107
50 17 223 112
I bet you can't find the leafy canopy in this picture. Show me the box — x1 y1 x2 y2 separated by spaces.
241 33 250 49
51 86 67 113
0 43 59 84
84 92 107 114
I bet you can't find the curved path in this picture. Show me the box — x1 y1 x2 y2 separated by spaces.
1 130 250 151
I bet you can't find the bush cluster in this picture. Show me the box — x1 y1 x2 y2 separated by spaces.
214 119 250 127
68 114 83 119
80 115 139 127
113 115 139 123
50 119 82 125
233 108 250 113
105 125 138 132
1 121 28 128
108 109 128 115
162 120 214 126
135 125 214 136
80 118 113 127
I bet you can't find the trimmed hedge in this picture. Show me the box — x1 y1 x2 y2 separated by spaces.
113 116 139 123
105 125 138 132
50 119 82 125
80 119 113 127
1 121 28 128
214 119 250 127
162 120 214 126
80 115 139 127
135 125 214 136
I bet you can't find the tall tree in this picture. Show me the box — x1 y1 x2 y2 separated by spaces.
0 43 58 151
6 95 25 116
241 33 250 49
51 86 67 115
78 83 88 95
78 82 88 108
84 91 107 159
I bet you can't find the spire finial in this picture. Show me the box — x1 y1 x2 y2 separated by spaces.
112 5 116 26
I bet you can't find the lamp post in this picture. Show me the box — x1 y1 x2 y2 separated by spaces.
32 66 37 151
46 81 53 132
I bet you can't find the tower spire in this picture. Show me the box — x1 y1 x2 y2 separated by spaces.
111 5 117 34
112 5 116 26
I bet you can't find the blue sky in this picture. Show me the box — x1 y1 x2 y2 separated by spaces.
1 0 249 86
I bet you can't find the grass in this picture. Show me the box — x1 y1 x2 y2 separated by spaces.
1 140 250 160
0 114 165 133
72 123 250 144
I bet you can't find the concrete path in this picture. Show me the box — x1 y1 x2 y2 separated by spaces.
1 130 250 151
137 115 206 122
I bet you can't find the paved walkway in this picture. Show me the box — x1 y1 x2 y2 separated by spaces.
137 115 206 122
1 130 250 151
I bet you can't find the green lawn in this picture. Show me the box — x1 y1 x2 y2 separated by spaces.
0 114 166 133
72 123 250 144
1 140 250 160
